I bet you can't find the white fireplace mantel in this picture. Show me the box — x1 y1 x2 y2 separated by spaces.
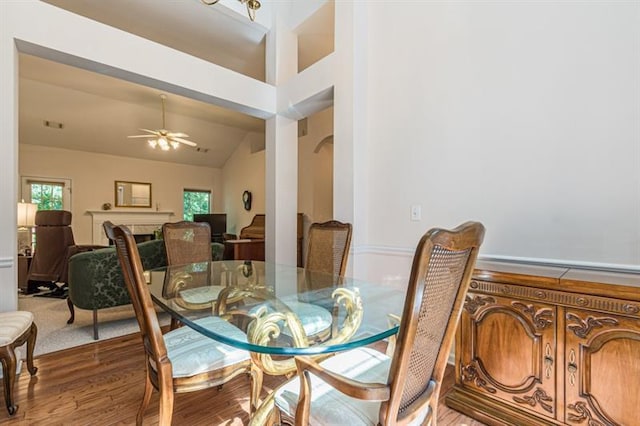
87 210 174 246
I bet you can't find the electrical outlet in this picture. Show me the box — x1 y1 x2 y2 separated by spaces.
411 205 422 221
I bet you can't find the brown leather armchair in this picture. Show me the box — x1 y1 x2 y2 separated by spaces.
27 210 104 296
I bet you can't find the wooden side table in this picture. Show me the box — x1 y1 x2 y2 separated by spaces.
223 239 265 261
17 255 33 294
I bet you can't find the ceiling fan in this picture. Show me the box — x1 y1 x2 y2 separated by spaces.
128 94 197 150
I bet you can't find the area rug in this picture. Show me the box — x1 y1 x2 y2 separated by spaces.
17 295 170 357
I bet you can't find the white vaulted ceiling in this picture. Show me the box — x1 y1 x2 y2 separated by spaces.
19 54 265 168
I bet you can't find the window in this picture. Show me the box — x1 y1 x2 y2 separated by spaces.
21 177 72 249
21 177 71 211
183 189 211 221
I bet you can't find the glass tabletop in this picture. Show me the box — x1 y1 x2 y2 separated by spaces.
147 260 405 356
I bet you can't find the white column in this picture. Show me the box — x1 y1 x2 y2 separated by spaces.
0 2 19 311
265 115 298 266
264 8 299 266
334 2 369 278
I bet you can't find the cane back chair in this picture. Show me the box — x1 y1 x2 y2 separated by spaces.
266 221 485 425
162 221 212 266
106 222 251 426
304 220 352 289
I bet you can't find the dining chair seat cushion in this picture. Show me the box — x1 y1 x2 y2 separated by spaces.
178 286 225 306
274 347 429 426
0 311 34 345
158 316 250 378
248 299 332 338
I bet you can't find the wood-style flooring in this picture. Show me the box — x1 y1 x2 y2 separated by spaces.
1 333 485 425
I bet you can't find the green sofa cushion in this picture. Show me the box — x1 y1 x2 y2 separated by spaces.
68 239 224 311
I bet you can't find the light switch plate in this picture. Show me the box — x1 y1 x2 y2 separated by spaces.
411 205 422 221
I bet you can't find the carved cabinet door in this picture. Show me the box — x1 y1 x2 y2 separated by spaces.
564 308 640 426
458 293 557 419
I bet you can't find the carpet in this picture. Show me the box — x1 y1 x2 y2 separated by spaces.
17 294 170 357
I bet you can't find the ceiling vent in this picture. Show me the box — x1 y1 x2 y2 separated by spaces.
43 120 64 129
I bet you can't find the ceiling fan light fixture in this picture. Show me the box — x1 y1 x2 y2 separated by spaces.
158 137 170 151
128 94 197 151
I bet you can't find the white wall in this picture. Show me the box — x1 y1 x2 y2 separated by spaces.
20 145 223 244
359 2 640 279
221 107 334 240
222 133 266 235
298 106 334 243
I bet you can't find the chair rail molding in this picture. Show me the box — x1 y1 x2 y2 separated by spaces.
87 210 174 246
354 245 640 274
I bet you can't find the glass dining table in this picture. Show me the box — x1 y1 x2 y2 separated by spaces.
147 260 406 422
146 260 406 356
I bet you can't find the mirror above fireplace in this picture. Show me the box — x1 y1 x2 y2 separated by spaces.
115 181 152 208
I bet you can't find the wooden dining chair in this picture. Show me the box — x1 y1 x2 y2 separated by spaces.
261 221 485 426
294 220 353 340
162 220 215 329
304 220 352 288
244 220 353 344
162 221 212 266
106 222 252 426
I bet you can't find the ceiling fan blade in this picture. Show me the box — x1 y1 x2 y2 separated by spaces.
128 135 156 138
171 137 197 147
167 132 189 138
139 128 159 134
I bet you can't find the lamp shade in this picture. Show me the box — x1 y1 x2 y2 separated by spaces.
17 202 37 228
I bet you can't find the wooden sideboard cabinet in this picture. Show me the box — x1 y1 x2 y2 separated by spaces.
445 261 640 426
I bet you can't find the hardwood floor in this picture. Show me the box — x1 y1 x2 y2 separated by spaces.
1 333 484 425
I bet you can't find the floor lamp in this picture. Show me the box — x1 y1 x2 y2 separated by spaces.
17 201 37 255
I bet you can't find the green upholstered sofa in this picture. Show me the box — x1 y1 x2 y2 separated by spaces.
67 239 224 339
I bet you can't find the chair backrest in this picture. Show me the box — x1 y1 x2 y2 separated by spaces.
27 210 76 283
162 221 212 266
381 221 484 425
305 220 352 276
106 222 169 369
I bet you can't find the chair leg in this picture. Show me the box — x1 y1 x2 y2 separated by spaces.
66 298 75 324
93 310 99 340
26 323 38 376
157 362 174 426
137 364 154 426
0 345 18 415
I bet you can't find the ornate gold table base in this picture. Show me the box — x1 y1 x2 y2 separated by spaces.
246 287 364 423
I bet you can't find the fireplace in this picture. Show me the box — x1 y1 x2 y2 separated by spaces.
87 210 174 246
